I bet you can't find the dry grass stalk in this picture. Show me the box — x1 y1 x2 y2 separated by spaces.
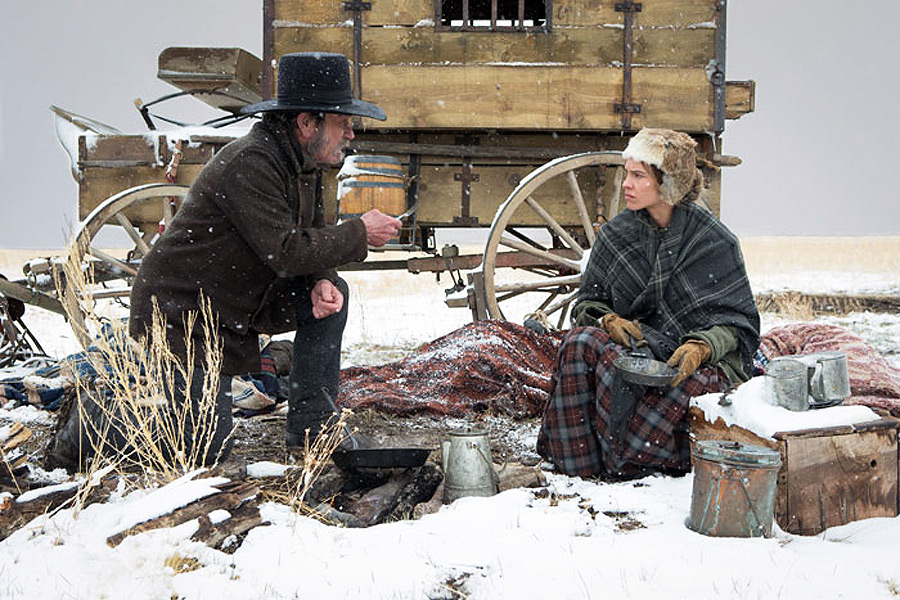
54 241 227 487
290 410 353 514
0 444 23 495
256 410 355 526
164 553 203 573
756 291 816 321
55 240 349 518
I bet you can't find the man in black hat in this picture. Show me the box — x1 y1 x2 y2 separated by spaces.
122 52 401 460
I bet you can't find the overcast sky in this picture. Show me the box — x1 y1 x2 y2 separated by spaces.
1 0 898 250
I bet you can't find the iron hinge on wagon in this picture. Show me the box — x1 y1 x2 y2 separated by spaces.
614 103 642 114
614 2 642 13
453 135 480 226
343 1 372 99
615 2 643 129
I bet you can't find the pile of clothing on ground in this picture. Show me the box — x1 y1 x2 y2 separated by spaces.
0 331 294 417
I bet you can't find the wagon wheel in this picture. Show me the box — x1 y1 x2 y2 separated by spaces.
481 152 624 327
63 183 189 346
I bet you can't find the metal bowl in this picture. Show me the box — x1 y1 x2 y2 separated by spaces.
613 356 678 387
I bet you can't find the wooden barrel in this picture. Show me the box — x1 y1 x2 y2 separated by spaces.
337 155 407 218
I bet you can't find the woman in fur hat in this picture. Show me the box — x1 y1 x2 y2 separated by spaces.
536 128 760 480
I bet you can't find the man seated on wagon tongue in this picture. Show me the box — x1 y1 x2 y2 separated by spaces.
537 128 761 481
50 52 402 468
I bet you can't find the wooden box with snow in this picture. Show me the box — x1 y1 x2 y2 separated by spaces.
689 378 899 536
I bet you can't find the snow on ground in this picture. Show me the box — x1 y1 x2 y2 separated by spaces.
2 249 900 599
3 467 900 600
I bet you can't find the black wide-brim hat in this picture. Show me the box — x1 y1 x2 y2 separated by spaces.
241 52 386 121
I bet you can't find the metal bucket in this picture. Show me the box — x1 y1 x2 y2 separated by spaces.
688 440 782 538
337 155 407 218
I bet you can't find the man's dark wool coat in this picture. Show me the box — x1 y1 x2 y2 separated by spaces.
129 119 368 375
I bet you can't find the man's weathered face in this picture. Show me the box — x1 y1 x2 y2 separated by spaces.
298 113 355 166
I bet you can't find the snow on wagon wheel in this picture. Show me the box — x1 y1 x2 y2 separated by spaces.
63 183 189 347
481 152 625 328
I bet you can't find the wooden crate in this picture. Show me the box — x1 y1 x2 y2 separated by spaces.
157 47 263 113
268 0 754 134
690 408 899 536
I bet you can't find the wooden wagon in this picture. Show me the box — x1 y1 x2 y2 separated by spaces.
7 0 755 347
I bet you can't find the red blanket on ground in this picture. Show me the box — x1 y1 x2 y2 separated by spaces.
339 320 563 418
338 321 900 418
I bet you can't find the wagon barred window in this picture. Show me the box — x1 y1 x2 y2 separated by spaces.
436 0 550 32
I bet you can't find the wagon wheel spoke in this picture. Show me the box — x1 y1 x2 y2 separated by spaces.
481 152 623 325
493 274 581 294
85 247 139 277
64 183 189 347
88 289 133 301
565 171 596 248
161 197 175 228
524 196 584 259
547 291 578 329
505 226 549 251
114 212 152 256
498 236 581 271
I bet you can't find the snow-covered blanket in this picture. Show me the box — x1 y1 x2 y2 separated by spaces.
340 321 900 419
339 320 564 418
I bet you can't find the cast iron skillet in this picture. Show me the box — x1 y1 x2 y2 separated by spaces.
332 447 432 469
319 388 432 469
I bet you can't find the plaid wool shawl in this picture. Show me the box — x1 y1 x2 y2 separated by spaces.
577 203 760 372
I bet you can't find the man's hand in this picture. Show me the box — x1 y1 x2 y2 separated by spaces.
311 279 344 319
667 340 711 387
599 312 643 347
359 209 402 247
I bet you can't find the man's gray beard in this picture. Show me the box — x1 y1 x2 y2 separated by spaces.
307 131 347 166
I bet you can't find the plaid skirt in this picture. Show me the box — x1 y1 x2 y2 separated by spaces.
537 327 730 479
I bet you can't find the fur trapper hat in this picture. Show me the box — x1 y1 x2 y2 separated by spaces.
622 128 704 205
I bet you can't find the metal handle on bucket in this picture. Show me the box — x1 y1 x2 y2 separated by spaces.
474 444 507 487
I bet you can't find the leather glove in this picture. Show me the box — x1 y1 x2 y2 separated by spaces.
599 312 643 348
667 340 712 387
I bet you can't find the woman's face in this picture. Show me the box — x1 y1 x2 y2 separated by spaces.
623 159 662 212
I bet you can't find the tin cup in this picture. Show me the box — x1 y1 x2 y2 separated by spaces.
807 351 851 405
766 357 809 411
